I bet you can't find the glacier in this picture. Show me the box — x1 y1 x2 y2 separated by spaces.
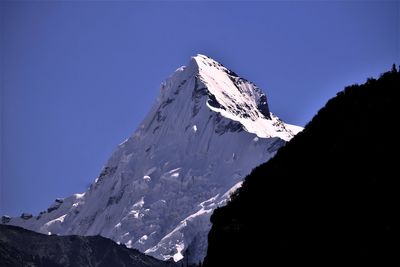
2 54 301 263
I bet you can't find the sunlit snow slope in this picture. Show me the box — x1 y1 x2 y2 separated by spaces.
3 54 301 264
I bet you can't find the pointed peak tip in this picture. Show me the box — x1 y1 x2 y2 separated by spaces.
192 53 209 59
192 54 217 62
190 54 227 73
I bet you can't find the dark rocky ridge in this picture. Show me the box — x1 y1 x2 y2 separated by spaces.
0 224 175 267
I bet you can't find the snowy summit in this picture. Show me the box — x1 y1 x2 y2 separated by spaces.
2 54 302 264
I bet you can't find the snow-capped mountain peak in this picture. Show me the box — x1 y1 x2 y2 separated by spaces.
155 53 300 141
3 54 302 264
194 54 271 120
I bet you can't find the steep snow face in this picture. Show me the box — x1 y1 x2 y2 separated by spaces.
4 54 301 264
194 54 299 141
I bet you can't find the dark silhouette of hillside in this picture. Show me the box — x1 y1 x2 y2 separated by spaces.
0 224 175 267
203 67 400 266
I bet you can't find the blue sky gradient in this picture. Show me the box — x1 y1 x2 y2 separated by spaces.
1 1 399 216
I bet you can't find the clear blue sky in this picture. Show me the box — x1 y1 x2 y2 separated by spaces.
1 1 399 216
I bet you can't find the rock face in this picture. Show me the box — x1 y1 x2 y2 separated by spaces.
3 54 301 263
0 224 174 267
203 70 400 267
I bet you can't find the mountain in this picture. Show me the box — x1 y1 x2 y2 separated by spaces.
0 224 174 267
203 68 400 266
2 54 301 264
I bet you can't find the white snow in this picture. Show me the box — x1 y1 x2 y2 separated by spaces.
74 193 85 199
125 240 133 248
194 54 299 141
4 54 302 264
284 123 304 135
173 243 185 262
139 235 148 244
